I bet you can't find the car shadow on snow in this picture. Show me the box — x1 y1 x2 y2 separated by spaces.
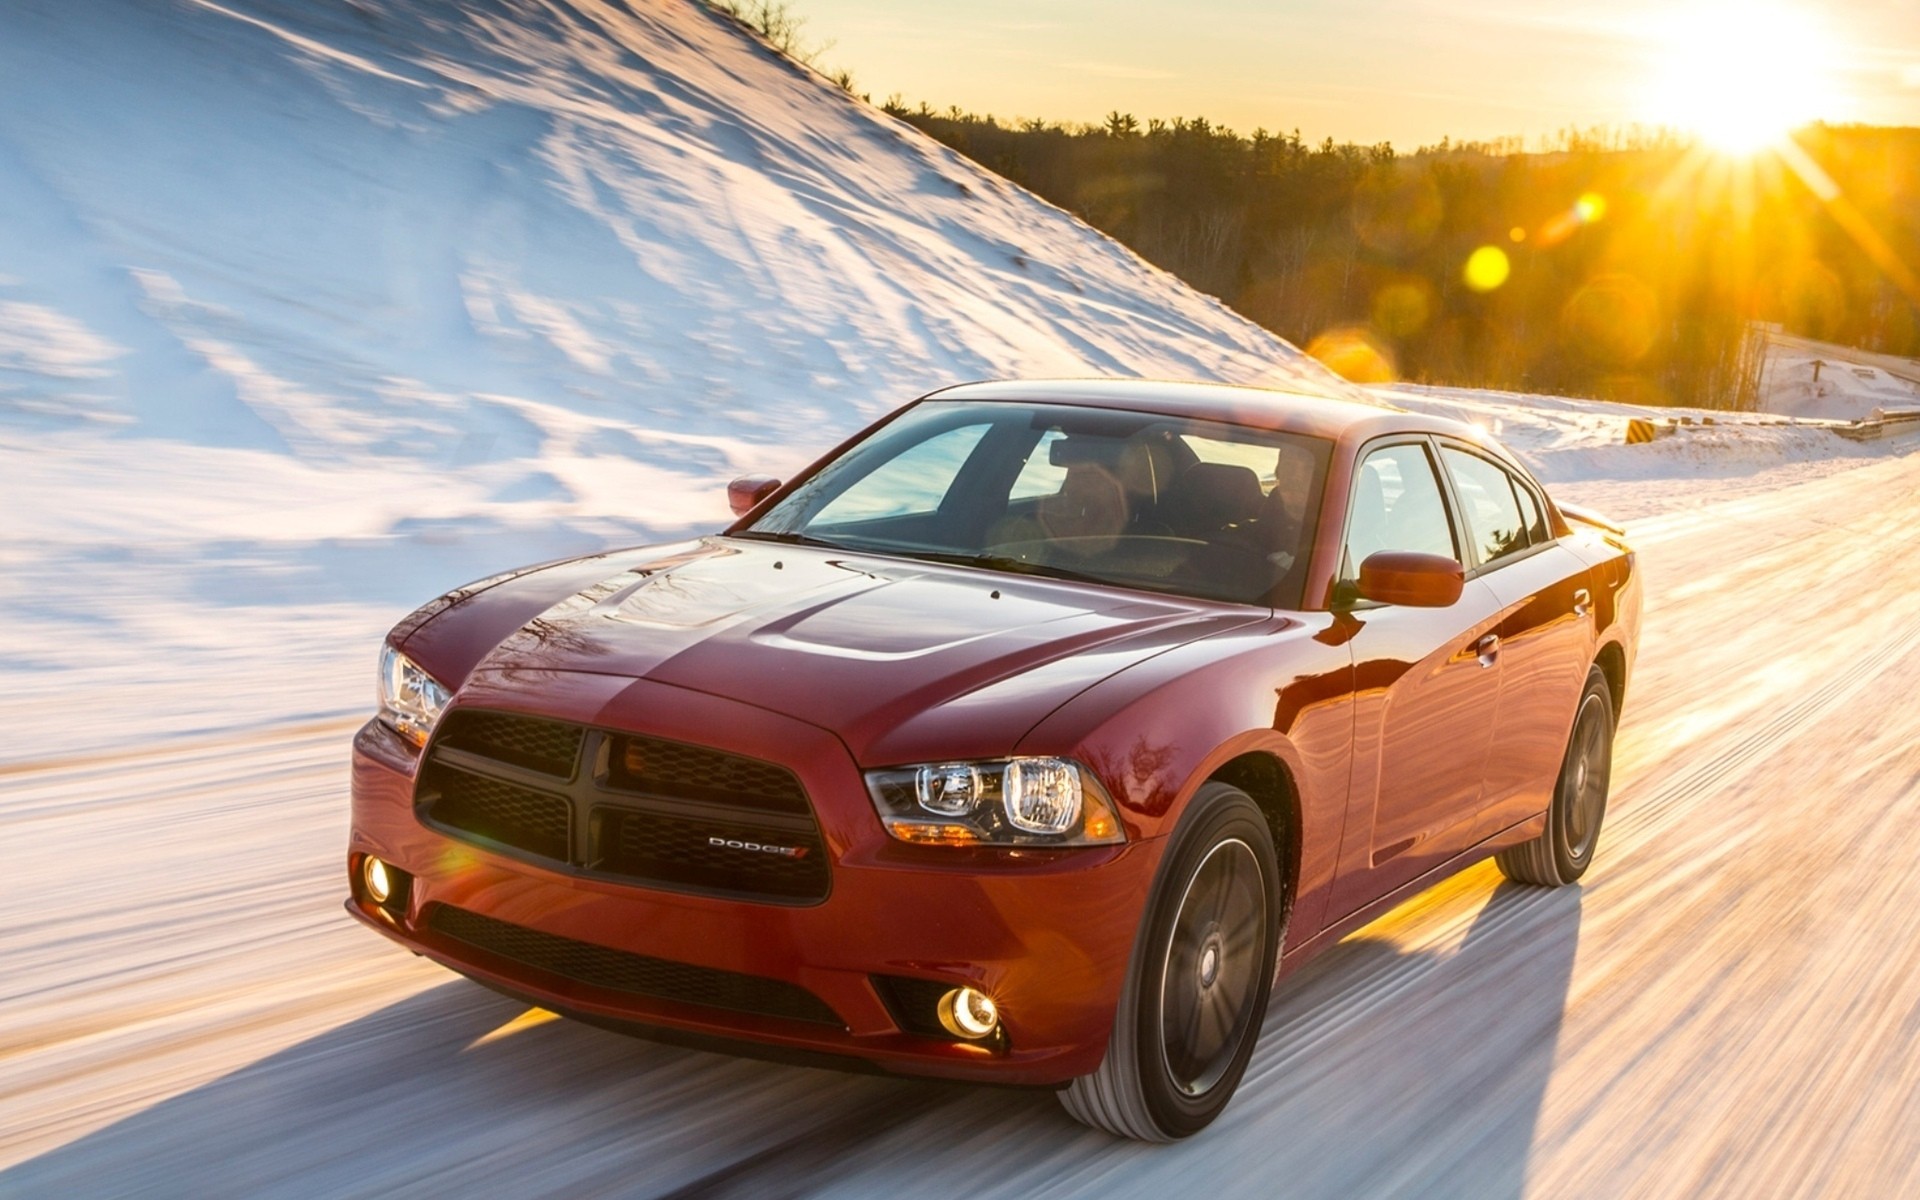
1217 875 1586 1199
0 980 962 1198
684 873 1587 1198
5 876 1579 1199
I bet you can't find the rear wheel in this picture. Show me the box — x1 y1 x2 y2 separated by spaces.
1060 782 1279 1140
1497 666 1614 886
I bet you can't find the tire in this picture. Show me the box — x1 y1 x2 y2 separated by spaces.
1060 781 1280 1140
1496 666 1615 886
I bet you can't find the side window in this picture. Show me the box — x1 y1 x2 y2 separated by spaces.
1511 471 1550 544
1441 447 1529 565
813 423 991 526
1343 443 1456 577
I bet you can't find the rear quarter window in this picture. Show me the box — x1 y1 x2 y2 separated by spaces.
1440 446 1529 566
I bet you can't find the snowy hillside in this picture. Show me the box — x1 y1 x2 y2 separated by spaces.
1 0 1348 478
0 0 1353 759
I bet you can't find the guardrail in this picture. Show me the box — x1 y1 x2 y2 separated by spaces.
1832 410 1920 441
1624 411 1920 444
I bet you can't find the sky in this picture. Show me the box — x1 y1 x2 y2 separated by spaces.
795 0 1920 149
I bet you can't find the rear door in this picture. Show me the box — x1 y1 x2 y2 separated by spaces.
1434 442 1597 837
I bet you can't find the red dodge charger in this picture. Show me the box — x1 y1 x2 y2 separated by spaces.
347 379 1638 1139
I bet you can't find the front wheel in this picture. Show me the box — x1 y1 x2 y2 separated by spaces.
1496 665 1615 886
1060 782 1280 1141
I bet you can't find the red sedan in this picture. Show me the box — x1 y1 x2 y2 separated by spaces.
347 379 1638 1140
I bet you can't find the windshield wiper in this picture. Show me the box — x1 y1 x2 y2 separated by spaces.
732 536 1115 588
893 550 1113 588
729 530 855 551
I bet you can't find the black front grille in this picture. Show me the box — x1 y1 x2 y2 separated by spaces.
438 710 581 778
428 905 841 1027
607 735 809 814
416 710 830 904
597 808 829 900
428 769 571 861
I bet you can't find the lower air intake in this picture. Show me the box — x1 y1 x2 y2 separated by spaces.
428 905 842 1027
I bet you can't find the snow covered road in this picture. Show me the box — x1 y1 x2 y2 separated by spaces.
6 449 1920 1198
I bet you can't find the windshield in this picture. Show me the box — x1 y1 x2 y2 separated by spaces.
738 400 1332 608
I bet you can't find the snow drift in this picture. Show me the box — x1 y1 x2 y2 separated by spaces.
1755 337 1920 422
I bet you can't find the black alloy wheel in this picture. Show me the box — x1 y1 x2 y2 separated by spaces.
1061 781 1281 1140
1497 665 1615 886
1158 836 1266 1096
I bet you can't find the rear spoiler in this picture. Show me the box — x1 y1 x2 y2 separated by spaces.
1557 500 1626 536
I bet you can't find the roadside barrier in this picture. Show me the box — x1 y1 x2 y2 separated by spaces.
1832 410 1920 442
1623 411 1919 444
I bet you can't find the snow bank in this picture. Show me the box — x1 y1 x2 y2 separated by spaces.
1758 346 1920 423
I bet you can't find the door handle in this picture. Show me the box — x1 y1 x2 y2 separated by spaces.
1573 588 1592 617
1476 633 1500 668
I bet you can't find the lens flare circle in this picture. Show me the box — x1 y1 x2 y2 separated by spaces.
1464 246 1511 293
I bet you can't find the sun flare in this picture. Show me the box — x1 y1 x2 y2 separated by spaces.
1644 2 1844 155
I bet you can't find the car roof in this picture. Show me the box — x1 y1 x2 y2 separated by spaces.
923 378 1485 446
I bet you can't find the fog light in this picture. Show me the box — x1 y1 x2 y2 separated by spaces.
363 856 393 904
937 986 999 1040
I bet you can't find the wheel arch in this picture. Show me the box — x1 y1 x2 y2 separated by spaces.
1203 750 1302 941
1594 638 1628 719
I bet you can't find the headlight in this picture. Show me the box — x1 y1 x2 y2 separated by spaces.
865 757 1125 847
377 644 451 747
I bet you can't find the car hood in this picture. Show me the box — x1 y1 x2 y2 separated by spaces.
467 537 1266 764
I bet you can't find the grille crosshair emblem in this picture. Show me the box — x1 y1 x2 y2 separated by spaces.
419 712 831 903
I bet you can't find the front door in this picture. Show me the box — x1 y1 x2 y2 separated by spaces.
1327 440 1505 921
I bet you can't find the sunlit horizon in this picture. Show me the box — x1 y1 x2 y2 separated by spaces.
798 0 1917 150
1643 2 1849 156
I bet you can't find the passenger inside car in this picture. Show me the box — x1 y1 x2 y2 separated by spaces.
996 426 1315 602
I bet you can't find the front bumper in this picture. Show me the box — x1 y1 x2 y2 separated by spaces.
346 676 1160 1086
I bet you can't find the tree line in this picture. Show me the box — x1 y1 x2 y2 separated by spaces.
886 103 1920 407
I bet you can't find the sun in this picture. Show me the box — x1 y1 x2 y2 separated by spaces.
1643 2 1844 155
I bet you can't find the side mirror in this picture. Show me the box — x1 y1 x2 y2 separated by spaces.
1357 551 1464 607
727 475 782 517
